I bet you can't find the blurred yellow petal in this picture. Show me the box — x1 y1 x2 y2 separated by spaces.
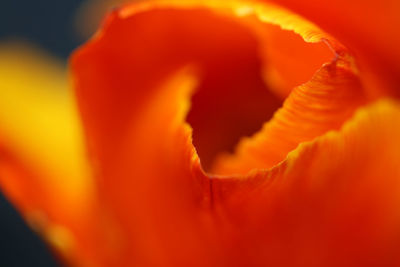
0 42 102 266
0 42 92 212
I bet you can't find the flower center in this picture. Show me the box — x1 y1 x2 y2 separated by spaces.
178 12 285 172
182 10 332 173
186 55 282 172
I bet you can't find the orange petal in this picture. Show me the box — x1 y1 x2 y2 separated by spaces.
0 0 387 265
267 0 400 97
213 58 367 175
4 1 396 266
211 99 400 266
71 1 367 265
73 0 343 170
76 0 334 98
72 6 267 264
255 22 333 98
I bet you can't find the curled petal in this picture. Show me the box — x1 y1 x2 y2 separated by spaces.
212 99 400 266
70 1 371 265
267 0 400 96
213 59 367 175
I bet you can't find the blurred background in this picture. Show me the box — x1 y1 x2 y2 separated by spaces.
0 0 104 266
0 0 85 59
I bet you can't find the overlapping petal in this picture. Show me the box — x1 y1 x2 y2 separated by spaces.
266 0 400 97
70 1 392 266
213 58 366 175
212 99 400 266
79 0 399 99
72 5 274 264
0 0 399 266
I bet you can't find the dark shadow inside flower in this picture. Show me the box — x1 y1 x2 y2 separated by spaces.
186 48 282 171
184 14 332 172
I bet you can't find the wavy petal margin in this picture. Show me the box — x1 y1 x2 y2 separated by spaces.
211 99 400 266
267 0 400 97
213 59 366 175
70 1 390 266
0 0 398 266
79 0 400 97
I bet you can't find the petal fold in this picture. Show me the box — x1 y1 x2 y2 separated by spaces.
213 59 366 175
266 0 400 97
69 1 385 266
211 99 400 266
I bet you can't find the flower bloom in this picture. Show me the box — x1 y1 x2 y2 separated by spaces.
1 0 400 266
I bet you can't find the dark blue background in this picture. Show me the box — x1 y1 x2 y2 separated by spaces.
0 1 86 266
0 0 85 58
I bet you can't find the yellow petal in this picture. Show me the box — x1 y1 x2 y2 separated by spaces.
0 42 92 212
0 42 101 266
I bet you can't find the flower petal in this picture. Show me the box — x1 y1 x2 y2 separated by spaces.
70 1 385 265
213 58 367 175
0 43 91 211
267 0 400 96
212 99 400 266
78 0 336 97
0 43 103 266
72 6 272 264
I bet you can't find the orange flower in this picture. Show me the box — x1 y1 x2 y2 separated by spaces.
1 0 400 266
